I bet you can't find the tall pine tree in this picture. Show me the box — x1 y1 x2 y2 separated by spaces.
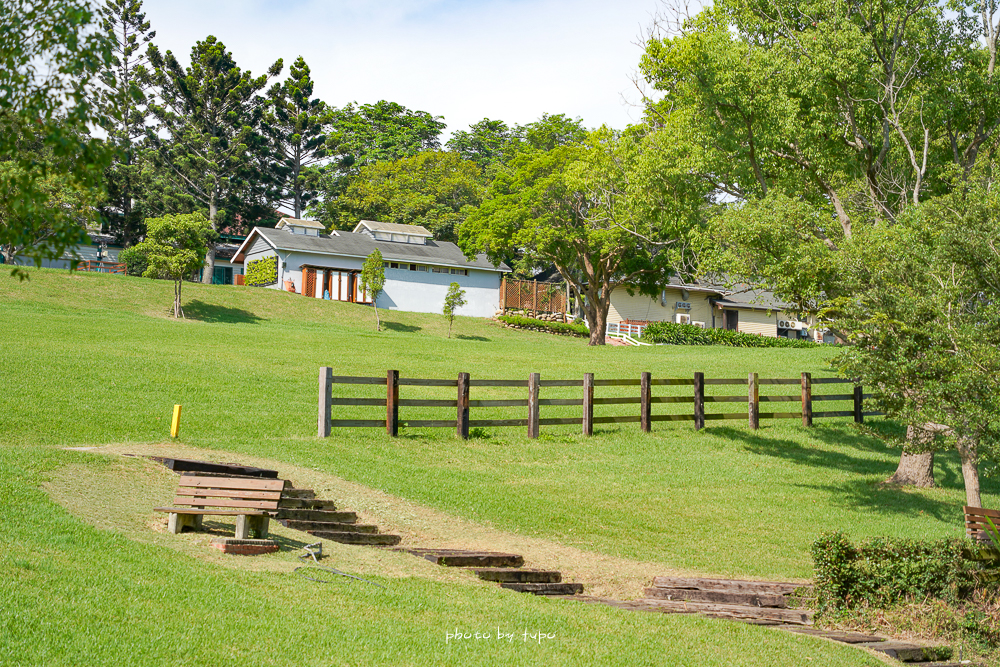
147 36 281 282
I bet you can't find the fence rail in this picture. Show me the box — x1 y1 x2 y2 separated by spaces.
75 260 126 274
318 368 884 439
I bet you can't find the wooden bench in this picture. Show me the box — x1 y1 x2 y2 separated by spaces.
154 475 286 539
965 506 1000 544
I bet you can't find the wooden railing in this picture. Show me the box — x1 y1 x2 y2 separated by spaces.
317 369 882 439
76 260 125 274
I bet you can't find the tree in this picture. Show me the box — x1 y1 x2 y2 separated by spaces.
0 0 115 278
460 126 704 345
95 0 156 246
332 100 446 168
443 282 467 338
360 249 385 331
264 56 332 219
334 151 484 240
446 118 518 172
132 213 215 318
147 36 281 283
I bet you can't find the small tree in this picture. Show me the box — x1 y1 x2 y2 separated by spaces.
443 282 467 338
132 213 215 318
360 249 385 331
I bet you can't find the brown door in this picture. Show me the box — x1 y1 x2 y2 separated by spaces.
725 310 739 331
304 268 316 297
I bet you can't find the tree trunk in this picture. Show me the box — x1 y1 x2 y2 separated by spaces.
882 425 935 487
1 244 15 265
586 299 609 346
174 279 184 318
956 435 983 509
201 244 216 285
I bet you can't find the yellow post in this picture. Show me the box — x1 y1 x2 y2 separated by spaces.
170 405 182 439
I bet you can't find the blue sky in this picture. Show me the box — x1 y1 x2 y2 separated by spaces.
140 0 662 138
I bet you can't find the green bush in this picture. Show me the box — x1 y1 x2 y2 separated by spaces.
497 314 589 337
118 246 149 277
245 255 278 287
642 321 820 348
812 532 978 614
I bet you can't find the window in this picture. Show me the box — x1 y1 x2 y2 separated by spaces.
417 265 427 272
431 267 444 273
383 262 389 268
390 262 399 269
409 263 417 271
449 268 468 276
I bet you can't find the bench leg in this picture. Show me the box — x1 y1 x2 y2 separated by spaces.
235 515 270 540
168 513 200 534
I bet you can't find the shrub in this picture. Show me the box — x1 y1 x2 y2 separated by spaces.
642 321 820 348
118 245 149 277
497 314 589 337
245 255 278 287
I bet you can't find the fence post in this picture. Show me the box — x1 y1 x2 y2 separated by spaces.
640 372 652 433
532 281 538 315
500 275 506 311
528 372 540 438
854 384 863 424
318 367 332 437
387 370 399 436
748 372 759 430
801 372 813 427
583 373 594 436
457 372 470 439
694 372 705 430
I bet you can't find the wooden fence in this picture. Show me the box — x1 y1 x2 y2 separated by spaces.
75 260 125 274
500 277 567 314
317 368 883 439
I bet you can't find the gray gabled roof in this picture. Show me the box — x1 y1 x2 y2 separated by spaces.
354 220 433 236
234 226 509 273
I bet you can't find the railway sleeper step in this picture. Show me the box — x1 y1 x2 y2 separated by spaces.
308 531 402 546
650 576 804 596
643 587 788 608
276 509 356 522
282 520 378 533
277 498 339 510
501 582 584 596
471 568 562 583
638 598 814 625
854 641 952 663
280 488 317 500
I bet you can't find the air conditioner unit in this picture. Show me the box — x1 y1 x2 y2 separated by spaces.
692 321 706 329
676 313 692 325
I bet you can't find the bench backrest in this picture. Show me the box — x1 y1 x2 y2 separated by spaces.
965 506 1000 540
174 475 286 512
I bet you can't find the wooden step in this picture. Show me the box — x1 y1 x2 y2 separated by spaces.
471 568 561 583
854 641 952 662
281 488 316 499
283 520 378 533
308 531 401 546
644 587 788 608
276 509 355 522
650 577 804 595
776 626 884 644
501 582 584 595
638 598 814 625
277 498 338 510
394 549 524 568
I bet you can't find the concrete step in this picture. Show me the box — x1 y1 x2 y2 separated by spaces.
277 498 338 510
276 509 356 522
637 598 814 625
501 582 584 595
283 520 378 533
308 531 401 546
643 587 788 608
471 568 561 583
281 488 316 499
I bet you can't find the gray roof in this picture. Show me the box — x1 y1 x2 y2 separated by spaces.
355 220 433 236
240 226 509 272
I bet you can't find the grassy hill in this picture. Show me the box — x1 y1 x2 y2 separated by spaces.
2 268 992 666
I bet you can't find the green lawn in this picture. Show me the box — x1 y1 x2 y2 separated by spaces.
2 268 991 665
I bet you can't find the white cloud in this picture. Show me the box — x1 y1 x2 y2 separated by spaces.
138 0 660 138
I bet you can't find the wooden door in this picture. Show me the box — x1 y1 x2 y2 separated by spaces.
304 268 316 298
725 310 739 331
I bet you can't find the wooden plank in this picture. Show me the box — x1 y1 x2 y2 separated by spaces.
318 367 332 437
397 399 458 407
538 417 584 426
703 396 745 403
644 587 788 608
758 395 800 402
757 379 800 385
651 414 695 422
651 378 695 386
175 488 282 500
172 497 278 510
538 379 583 387
457 372 470 440
387 370 399 436
538 398 583 406
152 458 278 478
694 372 704 430
592 415 642 424
330 419 384 428
650 577 804 595
801 372 812 427
583 373 594 436
330 376 384 384
854 385 863 423
398 378 458 386
637 599 812 625
329 398 386 406
468 399 529 407
813 410 854 418
704 378 746 385
468 419 529 427
593 397 641 405
811 377 852 384
651 396 695 404
528 373 540 438
862 411 884 416
641 372 652 433
153 508 266 516
748 372 759 430
179 477 285 491
400 420 455 428
594 378 642 386
703 413 749 420
811 394 855 401
759 412 801 419
468 379 529 387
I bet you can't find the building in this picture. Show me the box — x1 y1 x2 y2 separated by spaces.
230 219 510 318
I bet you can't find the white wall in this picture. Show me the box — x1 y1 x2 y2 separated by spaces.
736 309 778 337
607 286 715 326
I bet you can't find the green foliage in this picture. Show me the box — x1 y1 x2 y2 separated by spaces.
442 282 466 338
497 314 589 337
445 118 518 172
360 249 385 331
118 245 148 277
131 213 215 317
0 0 115 277
642 321 819 348
811 532 976 614
244 255 277 287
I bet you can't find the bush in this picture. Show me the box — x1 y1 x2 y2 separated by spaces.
497 314 589 337
245 255 278 287
812 532 978 614
642 321 820 348
118 245 149 277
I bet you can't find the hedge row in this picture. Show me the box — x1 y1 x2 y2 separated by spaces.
245 255 278 287
497 314 589 337
641 321 819 348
